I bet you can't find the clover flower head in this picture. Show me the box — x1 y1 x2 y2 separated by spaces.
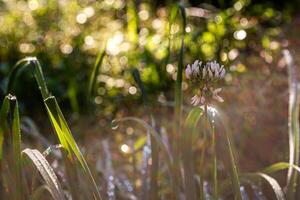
186 60 226 106
185 60 202 79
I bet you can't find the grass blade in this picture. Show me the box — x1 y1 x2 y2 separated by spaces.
283 49 300 200
213 107 242 200
6 57 50 99
174 3 186 138
22 148 65 200
88 45 106 97
6 58 32 94
182 107 203 200
253 173 285 200
132 68 159 200
0 95 10 160
172 3 186 199
6 58 102 199
44 96 102 200
0 94 23 200
261 162 300 174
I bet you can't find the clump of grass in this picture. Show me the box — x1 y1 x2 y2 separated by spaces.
2 57 102 200
0 4 299 200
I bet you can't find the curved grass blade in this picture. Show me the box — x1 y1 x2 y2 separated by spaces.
88 44 106 97
6 57 50 99
283 50 300 200
261 162 300 174
6 58 32 95
22 148 65 200
254 173 285 200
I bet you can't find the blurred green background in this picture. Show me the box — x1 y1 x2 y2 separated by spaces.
0 0 297 116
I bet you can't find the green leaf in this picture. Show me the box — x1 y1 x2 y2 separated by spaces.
88 45 106 97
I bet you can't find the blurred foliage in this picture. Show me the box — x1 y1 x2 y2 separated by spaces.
0 0 294 116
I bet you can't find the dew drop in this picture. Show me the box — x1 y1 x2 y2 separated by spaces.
111 120 119 130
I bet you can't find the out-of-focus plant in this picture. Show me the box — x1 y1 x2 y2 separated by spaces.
0 0 294 115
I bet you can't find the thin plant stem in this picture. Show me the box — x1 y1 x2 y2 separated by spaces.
199 104 208 200
212 121 218 200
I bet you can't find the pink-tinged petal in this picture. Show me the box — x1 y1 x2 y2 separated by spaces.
202 67 207 78
191 95 200 106
213 94 224 103
213 88 222 94
219 68 226 78
191 95 197 105
185 67 192 79
200 96 206 104
208 69 213 78
191 60 197 71
194 67 200 77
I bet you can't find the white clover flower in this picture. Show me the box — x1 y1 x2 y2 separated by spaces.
185 60 226 106
185 60 202 79
212 88 224 103
191 94 206 106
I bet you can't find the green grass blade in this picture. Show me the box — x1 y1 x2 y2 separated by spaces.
11 95 22 193
6 58 31 94
172 4 186 199
30 59 50 99
283 50 300 200
44 96 102 200
184 107 203 129
174 3 186 135
0 96 10 160
6 57 50 99
22 148 65 200
0 95 23 200
261 162 300 174
88 45 106 97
